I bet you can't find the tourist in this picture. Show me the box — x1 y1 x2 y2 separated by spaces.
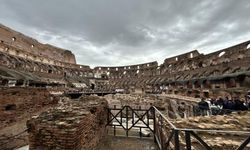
223 97 235 110
198 98 209 116
246 92 250 110
216 97 224 107
178 102 186 118
234 98 248 111
210 98 222 115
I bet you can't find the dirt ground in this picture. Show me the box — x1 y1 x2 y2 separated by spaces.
0 106 54 150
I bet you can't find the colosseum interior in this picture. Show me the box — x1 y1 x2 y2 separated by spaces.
0 24 250 150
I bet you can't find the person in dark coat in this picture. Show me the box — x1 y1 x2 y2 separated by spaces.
198 98 209 116
234 98 247 111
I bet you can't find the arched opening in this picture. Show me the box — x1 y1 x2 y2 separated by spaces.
175 57 178 61
190 53 193 58
12 37 16 42
194 81 200 88
202 80 211 89
247 44 250 49
2 79 9 86
5 104 16 111
16 79 24 86
198 61 203 68
225 77 236 88
101 74 107 79
218 51 225 57
187 90 192 96
237 74 246 87
186 81 192 88
203 91 209 98
90 83 95 90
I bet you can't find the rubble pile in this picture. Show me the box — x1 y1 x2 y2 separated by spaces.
105 94 197 118
27 96 108 150
174 111 250 131
172 111 250 149
105 94 157 108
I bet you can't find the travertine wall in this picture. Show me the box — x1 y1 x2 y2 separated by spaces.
0 50 92 87
0 24 76 64
27 96 108 150
0 24 250 98
97 40 250 97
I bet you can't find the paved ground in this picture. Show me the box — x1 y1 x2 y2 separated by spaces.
97 135 158 150
17 136 159 150
15 145 28 150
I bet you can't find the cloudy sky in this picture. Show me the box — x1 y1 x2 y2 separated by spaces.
0 0 250 68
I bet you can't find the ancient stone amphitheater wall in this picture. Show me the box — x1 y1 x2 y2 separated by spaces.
0 50 93 87
97 40 250 97
0 24 76 64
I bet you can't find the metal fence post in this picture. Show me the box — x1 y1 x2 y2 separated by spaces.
185 131 191 150
153 108 156 143
174 130 180 150
126 106 128 137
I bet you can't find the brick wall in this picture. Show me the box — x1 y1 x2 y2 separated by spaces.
27 96 108 150
0 87 58 129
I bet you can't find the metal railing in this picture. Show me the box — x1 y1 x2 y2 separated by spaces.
153 106 250 150
0 129 28 150
107 106 250 150
106 105 154 137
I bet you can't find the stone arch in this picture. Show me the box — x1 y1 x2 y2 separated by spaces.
194 80 200 88
224 77 236 88
198 61 203 68
190 53 193 58
202 79 211 89
2 79 9 86
237 74 246 87
5 104 16 111
11 37 16 42
218 51 225 57
16 79 24 86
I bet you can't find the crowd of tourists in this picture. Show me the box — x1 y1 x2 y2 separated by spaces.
196 93 250 116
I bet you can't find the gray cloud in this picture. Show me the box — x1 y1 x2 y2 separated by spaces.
0 0 250 67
